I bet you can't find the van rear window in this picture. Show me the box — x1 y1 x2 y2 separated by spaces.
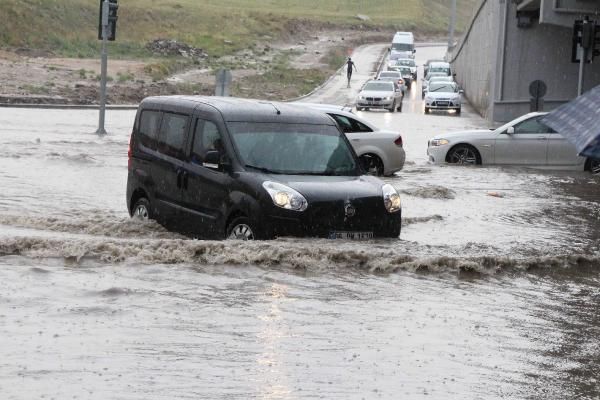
139 110 161 150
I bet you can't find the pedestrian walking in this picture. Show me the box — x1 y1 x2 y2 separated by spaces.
346 57 357 88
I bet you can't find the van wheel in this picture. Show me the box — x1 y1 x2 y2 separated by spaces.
424 107 430 114
388 101 396 113
227 217 257 240
132 198 152 220
356 107 363 111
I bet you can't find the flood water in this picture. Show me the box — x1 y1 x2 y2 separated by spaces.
1 45 599 400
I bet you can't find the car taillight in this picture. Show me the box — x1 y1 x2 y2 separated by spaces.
394 136 403 147
128 134 133 169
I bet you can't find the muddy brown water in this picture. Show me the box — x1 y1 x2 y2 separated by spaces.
1 50 599 399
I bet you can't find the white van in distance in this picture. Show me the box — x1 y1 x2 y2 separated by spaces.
390 32 415 60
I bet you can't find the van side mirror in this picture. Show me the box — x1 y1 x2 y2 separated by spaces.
203 150 221 169
506 127 515 135
459 89 464 94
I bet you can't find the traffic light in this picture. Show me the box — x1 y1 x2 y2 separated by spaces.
98 0 118 41
572 18 596 63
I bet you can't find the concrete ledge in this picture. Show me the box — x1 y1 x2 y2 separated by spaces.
0 103 138 110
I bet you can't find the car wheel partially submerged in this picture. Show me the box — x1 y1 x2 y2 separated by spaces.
588 158 600 175
447 144 481 165
359 154 384 176
227 217 257 240
132 198 152 220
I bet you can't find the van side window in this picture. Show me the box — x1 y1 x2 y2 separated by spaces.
158 112 188 159
139 110 161 150
191 119 224 165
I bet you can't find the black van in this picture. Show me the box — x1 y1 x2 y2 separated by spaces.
126 96 402 240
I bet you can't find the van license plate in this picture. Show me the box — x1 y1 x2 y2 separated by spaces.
328 231 374 240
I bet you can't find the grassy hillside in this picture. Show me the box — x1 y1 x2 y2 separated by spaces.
0 0 478 58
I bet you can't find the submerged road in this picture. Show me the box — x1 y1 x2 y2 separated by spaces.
0 44 599 399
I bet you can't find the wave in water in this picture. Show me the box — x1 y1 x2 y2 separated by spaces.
0 212 182 239
0 235 597 275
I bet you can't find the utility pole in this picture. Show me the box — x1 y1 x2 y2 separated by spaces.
96 0 118 135
448 0 457 49
97 0 109 135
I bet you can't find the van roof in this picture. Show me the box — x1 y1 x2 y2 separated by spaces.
139 96 337 125
430 61 450 67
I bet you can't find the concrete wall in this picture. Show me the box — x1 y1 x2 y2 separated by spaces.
449 0 500 120
451 0 600 123
493 0 600 121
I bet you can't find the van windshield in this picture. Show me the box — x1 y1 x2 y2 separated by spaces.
228 122 359 176
392 43 412 52
429 67 450 74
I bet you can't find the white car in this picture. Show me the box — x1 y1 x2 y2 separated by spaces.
427 112 600 173
424 82 462 115
421 72 448 99
356 80 403 113
296 103 406 176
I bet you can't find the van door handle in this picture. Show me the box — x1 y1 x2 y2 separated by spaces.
176 169 183 189
182 171 188 190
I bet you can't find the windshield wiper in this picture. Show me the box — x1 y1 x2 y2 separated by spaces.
244 164 281 174
430 87 450 92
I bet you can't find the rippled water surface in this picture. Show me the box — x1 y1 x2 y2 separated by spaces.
1 45 599 399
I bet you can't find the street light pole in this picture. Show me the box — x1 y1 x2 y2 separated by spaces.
448 0 457 49
96 0 109 135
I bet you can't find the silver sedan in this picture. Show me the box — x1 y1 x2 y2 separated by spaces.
356 80 403 112
296 103 406 176
427 112 600 173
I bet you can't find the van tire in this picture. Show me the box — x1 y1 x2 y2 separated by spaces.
132 198 152 221
227 217 258 240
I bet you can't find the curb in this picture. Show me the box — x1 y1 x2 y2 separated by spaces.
0 103 138 110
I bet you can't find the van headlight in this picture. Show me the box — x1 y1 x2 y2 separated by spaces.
382 184 401 213
263 181 308 211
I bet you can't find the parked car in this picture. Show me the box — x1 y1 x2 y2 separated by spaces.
391 58 417 81
423 82 462 115
356 80 403 112
377 71 406 95
126 96 403 240
422 72 448 99
427 112 600 173
296 103 406 176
